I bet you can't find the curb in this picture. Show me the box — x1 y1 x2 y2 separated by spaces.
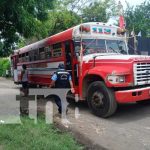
54 119 107 150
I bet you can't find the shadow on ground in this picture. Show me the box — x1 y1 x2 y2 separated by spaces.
67 99 150 123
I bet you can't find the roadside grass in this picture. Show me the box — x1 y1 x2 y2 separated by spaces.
0 116 83 150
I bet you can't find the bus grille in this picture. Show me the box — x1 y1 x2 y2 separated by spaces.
134 62 150 85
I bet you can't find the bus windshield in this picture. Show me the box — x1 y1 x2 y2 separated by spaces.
74 39 128 56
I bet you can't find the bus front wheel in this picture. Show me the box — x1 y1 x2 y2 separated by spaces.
87 81 117 118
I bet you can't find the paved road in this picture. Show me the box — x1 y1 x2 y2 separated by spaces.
0 78 21 123
66 102 150 150
0 77 150 150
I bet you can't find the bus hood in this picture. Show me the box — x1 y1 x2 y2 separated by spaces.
83 53 150 63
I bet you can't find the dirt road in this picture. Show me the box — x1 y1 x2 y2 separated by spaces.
0 77 150 150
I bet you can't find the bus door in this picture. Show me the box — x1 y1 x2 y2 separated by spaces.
64 41 79 86
64 41 72 71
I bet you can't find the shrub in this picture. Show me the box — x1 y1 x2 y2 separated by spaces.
0 58 10 77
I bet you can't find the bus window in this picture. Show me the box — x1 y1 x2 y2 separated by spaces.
22 53 25 62
52 43 62 57
29 51 34 61
45 46 52 59
12 56 17 69
39 47 45 60
82 39 106 55
26 52 29 62
34 49 39 61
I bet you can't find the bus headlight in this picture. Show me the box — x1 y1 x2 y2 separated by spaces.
107 75 125 84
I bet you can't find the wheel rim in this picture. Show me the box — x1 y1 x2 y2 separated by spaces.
91 91 105 108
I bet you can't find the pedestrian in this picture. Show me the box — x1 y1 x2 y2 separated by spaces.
21 64 28 96
49 63 75 114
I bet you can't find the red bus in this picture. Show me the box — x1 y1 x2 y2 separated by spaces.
11 22 150 117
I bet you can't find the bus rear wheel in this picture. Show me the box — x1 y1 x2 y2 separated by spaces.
87 81 117 118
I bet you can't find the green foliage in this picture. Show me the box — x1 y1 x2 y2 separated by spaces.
0 117 83 150
0 0 117 56
0 0 54 56
2 0 150 57
30 0 114 38
34 0 81 38
47 10 81 36
0 58 10 76
17 38 26 48
125 1 150 37
82 0 114 22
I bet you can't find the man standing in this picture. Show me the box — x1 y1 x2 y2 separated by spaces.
21 64 28 96
50 63 75 114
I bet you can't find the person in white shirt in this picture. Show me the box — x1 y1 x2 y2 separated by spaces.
21 64 28 96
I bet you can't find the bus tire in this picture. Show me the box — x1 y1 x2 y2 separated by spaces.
87 81 117 118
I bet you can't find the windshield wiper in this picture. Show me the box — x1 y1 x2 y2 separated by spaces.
109 47 120 54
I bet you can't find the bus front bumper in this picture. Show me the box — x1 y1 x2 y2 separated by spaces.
115 86 150 103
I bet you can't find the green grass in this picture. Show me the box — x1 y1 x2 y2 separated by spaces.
0 117 83 150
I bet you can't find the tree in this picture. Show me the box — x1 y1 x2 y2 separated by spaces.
47 11 81 36
0 58 10 76
125 1 150 37
34 0 81 38
82 0 114 22
45 0 114 34
0 0 54 57
0 0 118 57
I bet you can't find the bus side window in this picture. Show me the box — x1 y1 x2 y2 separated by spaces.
26 52 29 62
52 43 62 57
45 46 52 59
29 51 32 61
34 49 39 61
39 47 45 60
29 51 34 61
22 53 25 62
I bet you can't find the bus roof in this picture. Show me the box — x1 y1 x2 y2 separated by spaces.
14 22 122 55
17 27 74 54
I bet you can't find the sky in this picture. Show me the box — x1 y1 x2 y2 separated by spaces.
117 0 146 9
107 0 145 24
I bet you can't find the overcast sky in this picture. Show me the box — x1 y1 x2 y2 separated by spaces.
117 0 146 9
108 0 146 25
